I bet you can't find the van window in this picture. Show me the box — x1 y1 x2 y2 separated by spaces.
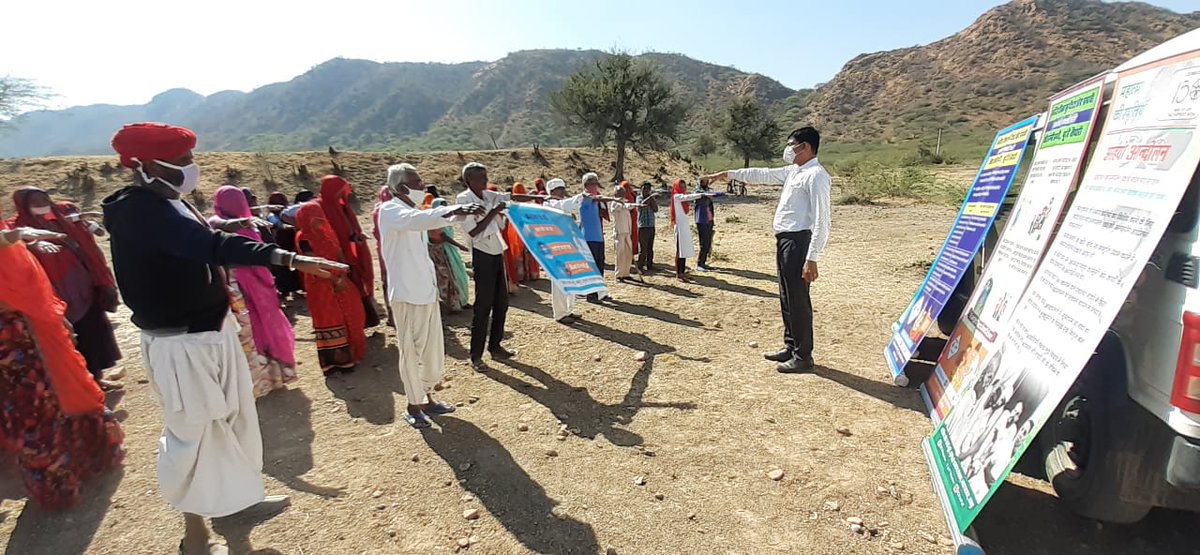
1168 166 1200 233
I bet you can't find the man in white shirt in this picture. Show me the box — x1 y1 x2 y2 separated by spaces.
704 127 831 373
379 163 482 427
456 163 538 369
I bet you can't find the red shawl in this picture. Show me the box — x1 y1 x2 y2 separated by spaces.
10 188 117 305
0 216 105 415
318 175 374 297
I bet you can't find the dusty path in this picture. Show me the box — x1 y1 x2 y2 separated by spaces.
0 184 1194 555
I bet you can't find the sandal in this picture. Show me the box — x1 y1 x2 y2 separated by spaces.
404 413 432 429
425 401 456 415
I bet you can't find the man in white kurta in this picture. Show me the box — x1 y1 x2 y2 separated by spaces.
543 178 588 322
378 164 481 427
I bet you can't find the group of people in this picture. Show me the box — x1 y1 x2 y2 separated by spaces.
0 122 831 554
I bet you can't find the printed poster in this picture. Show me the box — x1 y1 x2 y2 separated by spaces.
885 117 1039 384
506 203 609 297
923 79 1107 419
929 48 1200 533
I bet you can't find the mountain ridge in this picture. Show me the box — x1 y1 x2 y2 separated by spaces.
2 0 1197 158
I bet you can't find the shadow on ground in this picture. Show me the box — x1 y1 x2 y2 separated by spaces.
975 481 1199 555
423 416 600 555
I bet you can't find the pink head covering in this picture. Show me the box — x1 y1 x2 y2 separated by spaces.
213 185 260 241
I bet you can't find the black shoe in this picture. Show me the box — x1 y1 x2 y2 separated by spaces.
763 350 792 363
470 358 487 371
489 347 517 360
777 357 815 374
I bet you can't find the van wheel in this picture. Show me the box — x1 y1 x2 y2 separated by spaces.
1040 367 1151 523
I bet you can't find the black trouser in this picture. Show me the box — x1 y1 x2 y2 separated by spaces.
697 223 714 268
637 226 656 270
777 231 814 361
470 250 508 359
587 240 605 301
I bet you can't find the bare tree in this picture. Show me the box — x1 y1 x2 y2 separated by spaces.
0 76 50 128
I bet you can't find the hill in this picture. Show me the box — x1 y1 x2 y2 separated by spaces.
0 0 1196 160
804 0 1200 155
0 51 793 158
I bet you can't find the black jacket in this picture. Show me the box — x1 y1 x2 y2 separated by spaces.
102 186 279 333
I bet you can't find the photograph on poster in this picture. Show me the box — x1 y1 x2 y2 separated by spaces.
943 356 1049 501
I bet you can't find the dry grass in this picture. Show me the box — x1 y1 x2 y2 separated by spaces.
0 156 1193 555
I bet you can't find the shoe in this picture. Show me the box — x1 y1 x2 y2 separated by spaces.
777 357 816 374
178 541 229 555
696 266 709 272
557 314 579 325
471 358 487 371
763 350 792 363
105 367 127 381
98 379 124 392
586 296 603 304
489 347 517 360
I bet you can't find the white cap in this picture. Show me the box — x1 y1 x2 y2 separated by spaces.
547 178 567 192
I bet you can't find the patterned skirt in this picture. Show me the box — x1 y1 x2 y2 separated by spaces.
0 310 124 510
227 279 297 397
430 244 463 312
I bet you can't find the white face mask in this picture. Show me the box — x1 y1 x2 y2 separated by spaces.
144 159 200 195
405 186 425 206
30 206 52 216
783 145 797 164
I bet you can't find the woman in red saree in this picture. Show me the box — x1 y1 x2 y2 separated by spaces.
10 188 123 390
318 175 380 328
503 183 541 286
295 202 367 374
0 215 124 510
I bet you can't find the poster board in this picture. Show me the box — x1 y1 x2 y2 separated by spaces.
927 48 1200 533
923 78 1107 420
885 117 1039 385
507 203 609 297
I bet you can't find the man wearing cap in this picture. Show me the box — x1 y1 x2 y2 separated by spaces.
103 122 347 555
544 178 587 322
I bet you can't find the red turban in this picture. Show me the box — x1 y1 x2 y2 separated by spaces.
110 122 196 169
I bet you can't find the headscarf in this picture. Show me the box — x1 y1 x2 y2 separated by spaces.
512 182 528 196
620 180 636 202
0 213 105 415
241 188 256 206
422 193 436 209
670 179 690 224
377 185 393 204
486 184 499 192
212 185 261 241
110 122 196 169
10 187 117 294
294 202 336 262
267 192 288 208
431 198 447 209
533 178 547 194
318 175 372 296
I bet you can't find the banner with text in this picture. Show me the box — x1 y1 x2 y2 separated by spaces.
885 117 1039 384
507 203 609 297
929 49 1200 534
923 78 1106 420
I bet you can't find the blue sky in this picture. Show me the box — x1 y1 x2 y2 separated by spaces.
3 0 1195 109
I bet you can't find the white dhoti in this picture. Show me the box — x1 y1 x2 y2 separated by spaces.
392 301 445 406
141 314 265 518
551 280 576 321
614 232 634 278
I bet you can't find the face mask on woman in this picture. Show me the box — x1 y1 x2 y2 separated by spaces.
30 206 52 216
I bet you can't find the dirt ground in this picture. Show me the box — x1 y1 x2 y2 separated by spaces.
0 153 1196 554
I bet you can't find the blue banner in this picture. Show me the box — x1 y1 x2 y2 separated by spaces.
507 203 609 297
885 116 1038 384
